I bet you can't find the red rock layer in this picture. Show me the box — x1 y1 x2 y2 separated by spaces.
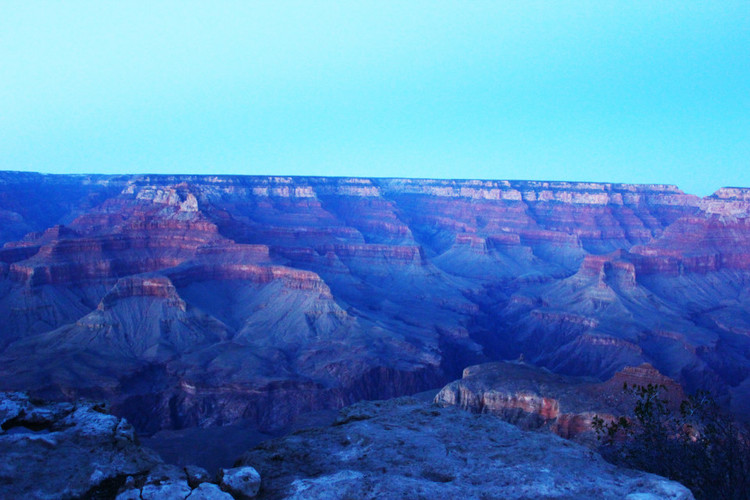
99 276 186 310
435 361 684 442
168 264 332 294
1 173 749 436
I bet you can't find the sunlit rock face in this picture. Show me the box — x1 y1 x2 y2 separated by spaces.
0 172 749 434
435 361 685 442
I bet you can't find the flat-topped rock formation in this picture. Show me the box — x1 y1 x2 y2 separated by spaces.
0 172 749 439
435 361 685 441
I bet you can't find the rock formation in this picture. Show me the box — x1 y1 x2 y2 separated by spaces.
0 391 692 499
114 463 256 499
435 361 685 441
0 391 161 498
0 172 749 441
0 391 264 499
237 396 693 499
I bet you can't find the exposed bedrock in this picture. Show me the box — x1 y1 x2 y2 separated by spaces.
237 396 693 499
0 391 161 499
0 391 268 499
1 173 749 436
167 263 332 294
435 361 685 442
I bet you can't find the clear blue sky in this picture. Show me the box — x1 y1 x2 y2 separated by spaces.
1 1 748 195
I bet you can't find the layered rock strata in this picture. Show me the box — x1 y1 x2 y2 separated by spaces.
0 172 749 439
435 361 685 441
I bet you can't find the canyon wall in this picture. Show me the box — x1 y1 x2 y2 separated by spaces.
1 172 749 432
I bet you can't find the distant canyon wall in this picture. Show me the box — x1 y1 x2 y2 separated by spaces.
1 172 749 431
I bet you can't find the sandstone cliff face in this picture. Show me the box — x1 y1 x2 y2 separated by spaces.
0 172 749 438
435 361 685 442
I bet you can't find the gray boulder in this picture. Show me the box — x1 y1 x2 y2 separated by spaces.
187 482 235 499
218 465 261 499
116 463 232 499
140 464 192 499
185 464 212 487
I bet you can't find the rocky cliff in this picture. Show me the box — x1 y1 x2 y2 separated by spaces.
0 172 749 438
237 395 693 499
0 391 693 499
435 361 685 442
0 391 264 499
0 391 161 498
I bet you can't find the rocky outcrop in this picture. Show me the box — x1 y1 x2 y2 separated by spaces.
237 396 692 499
218 466 261 499
434 361 685 442
0 391 271 499
167 263 332 293
115 463 242 500
0 392 161 499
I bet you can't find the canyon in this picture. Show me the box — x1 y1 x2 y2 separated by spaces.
1 171 750 443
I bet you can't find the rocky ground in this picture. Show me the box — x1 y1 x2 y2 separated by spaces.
0 392 160 498
0 392 261 499
1 391 694 499
238 396 693 499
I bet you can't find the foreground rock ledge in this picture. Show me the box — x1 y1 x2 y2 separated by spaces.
0 392 161 499
0 392 260 499
238 396 692 499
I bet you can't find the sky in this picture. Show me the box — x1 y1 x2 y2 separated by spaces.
0 1 748 196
